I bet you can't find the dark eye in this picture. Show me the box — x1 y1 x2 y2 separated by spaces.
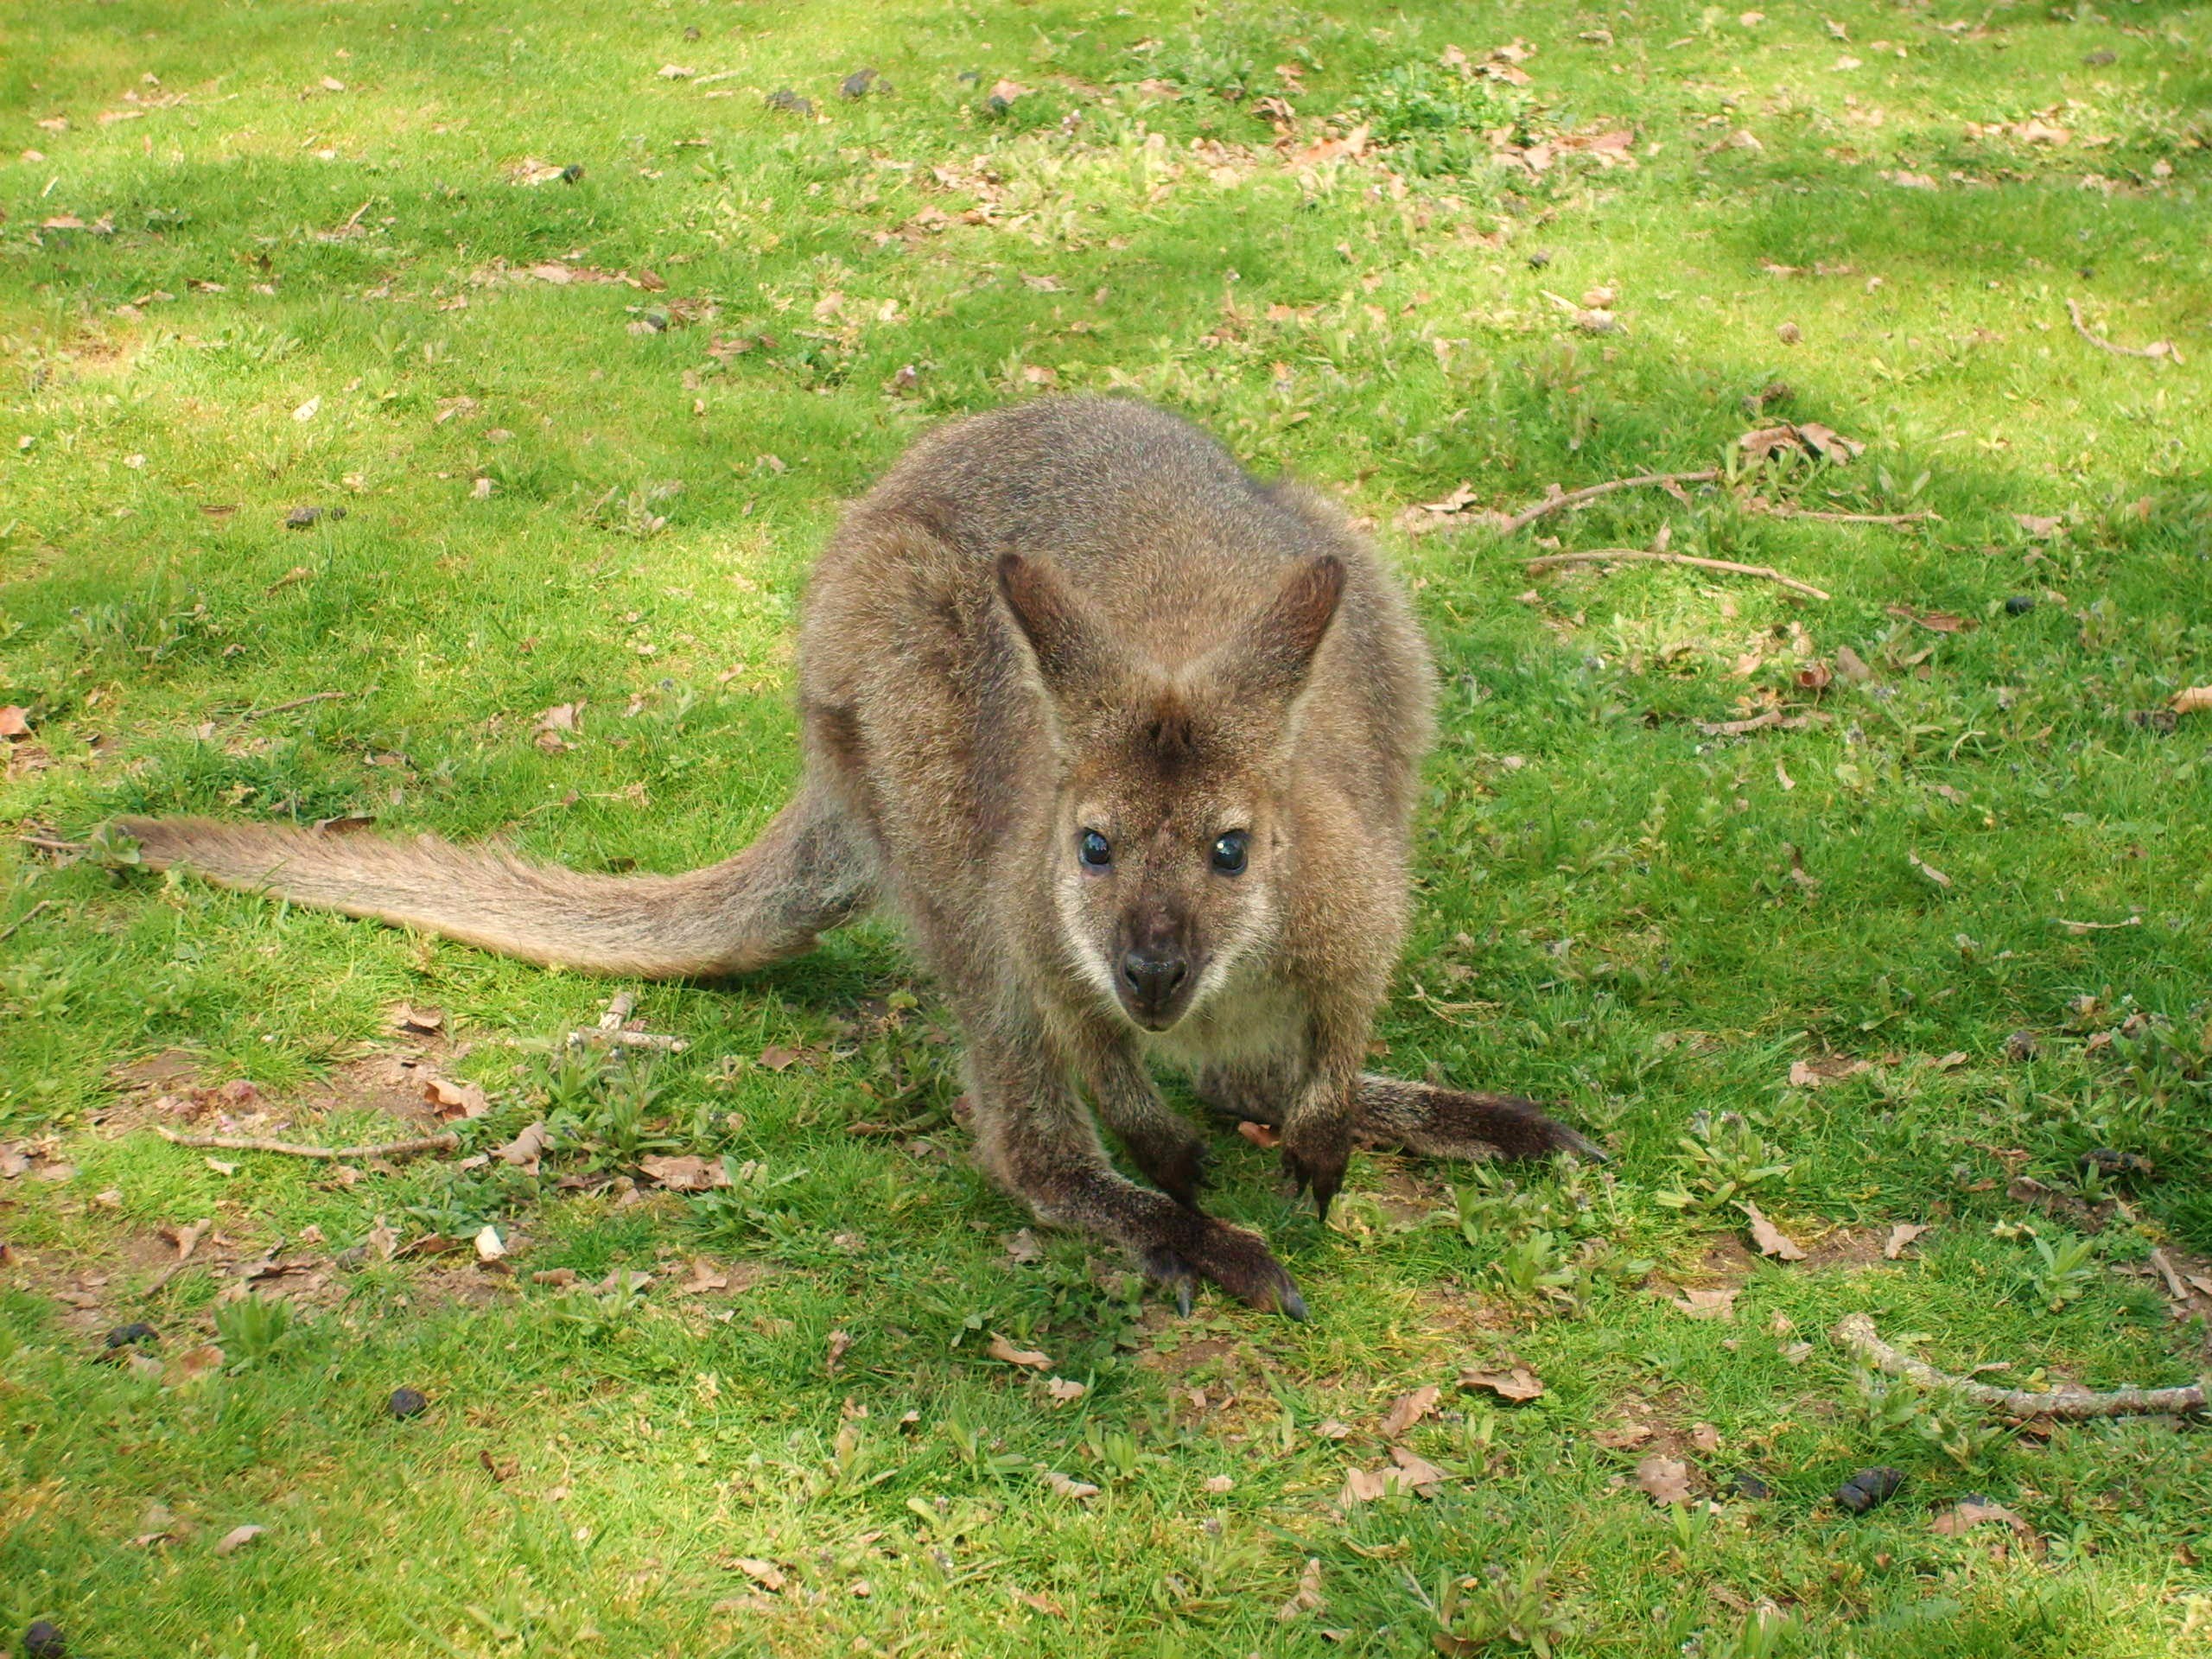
1210 830 1249 875
1077 829 1113 869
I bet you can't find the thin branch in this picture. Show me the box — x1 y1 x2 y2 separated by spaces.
1497 469 1720 537
16 835 83 855
242 690 350 721
1834 1313 2203 1420
156 1127 459 1160
0 899 54 943
1750 504 1939 524
2065 296 2176 363
566 1028 690 1052
1525 548 1831 601
2049 915 2141 935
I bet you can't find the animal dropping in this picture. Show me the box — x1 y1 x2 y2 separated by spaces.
109 400 1600 1319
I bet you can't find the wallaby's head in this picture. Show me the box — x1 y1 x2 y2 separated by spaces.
996 551 1345 1032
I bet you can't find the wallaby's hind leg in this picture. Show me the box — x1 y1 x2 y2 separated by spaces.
1086 1046 1211 1206
1196 1065 1604 1164
968 1048 1303 1319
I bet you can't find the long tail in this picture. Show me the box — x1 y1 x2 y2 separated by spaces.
112 785 874 978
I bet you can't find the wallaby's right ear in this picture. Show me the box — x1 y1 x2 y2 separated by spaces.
996 554 1115 697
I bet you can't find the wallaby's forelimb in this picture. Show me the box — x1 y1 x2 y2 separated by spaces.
113 785 874 979
1084 1045 1211 1207
969 1045 1302 1318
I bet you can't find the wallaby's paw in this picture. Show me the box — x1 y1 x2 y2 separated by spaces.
1141 1214 1305 1319
1278 1110 1351 1223
1126 1127 1212 1209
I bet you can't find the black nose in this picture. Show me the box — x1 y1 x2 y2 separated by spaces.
1121 949 1188 1009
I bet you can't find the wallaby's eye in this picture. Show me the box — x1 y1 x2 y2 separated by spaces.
1210 830 1249 875
1077 829 1113 870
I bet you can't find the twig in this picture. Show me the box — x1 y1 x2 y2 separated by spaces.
2065 296 2175 363
155 1127 459 1160
1497 469 1720 537
1694 711 1822 737
567 1028 690 1052
2049 915 2141 934
1751 504 1939 524
1525 548 1831 601
1834 1313 2203 1420
242 690 350 721
16 835 83 855
0 899 54 943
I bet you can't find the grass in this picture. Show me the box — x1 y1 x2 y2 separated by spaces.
3 0 2211 1652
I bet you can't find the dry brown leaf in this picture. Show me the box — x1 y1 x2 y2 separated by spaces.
494 1121 549 1174
1040 1469 1099 1499
1203 1474 1235 1493
1003 1228 1044 1265
174 1343 226 1382
1691 1423 1723 1453
0 706 30 738
474 1224 507 1262
423 1075 489 1121
1673 1286 1739 1320
214 1523 266 1555
1236 1120 1281 1148
161 1218 209 1262
988 1333 1052 1370
2171 687 2212 716
1740 422 1862 463
1378 1384 1442 1438
757 1044 801 1071
367 1215 398 1262
673 1258 730 1295
1292 124 1371 168
2014 513 2063 539
1885 1222 1930 1259
1789 1056 1870 1088
1014 1588 1065 1617
825 1329 853 1375
1635 1455 1694 1506
1741 1201 1808 1262
1045 1376 1086 1404
1389 1446 1448 1491
988 79 1030 104
637 1154 730 1192
1458 1364 1545 1402
391 1002 445 1036
1594 1421 1653 1450
733 1557 786 1592
1908 851 1953 890
1931 1500 2044 1554
1277 1558 1326 1623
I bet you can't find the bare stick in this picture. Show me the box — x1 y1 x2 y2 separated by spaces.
16 835 82 855
156 1127 459 1160
1526 548 1831 601
1834 1313 2203 1420
567 1028 690 1052
243 690 350 721
1751 504 1939 525
1497 469 1720 537
2049 916 2141 934
0 899 54 943
2065 297 2175 363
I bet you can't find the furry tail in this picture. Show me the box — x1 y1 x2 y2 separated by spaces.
113 785 874 978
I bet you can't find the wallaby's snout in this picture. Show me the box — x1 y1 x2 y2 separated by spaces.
1117 903 1196 1029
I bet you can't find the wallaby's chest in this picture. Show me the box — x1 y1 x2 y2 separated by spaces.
1139 975 1304 1071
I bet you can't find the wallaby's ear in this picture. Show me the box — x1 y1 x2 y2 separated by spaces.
1220 554 1346 706
996 554 1116 696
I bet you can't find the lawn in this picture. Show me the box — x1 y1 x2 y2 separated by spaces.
3 0 2211 1653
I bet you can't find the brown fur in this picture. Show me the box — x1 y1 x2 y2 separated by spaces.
114 398 1599 1316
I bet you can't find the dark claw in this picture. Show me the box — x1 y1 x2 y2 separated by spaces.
1278 1285 1308 1322
1177 1278 1194 1318
1555 1125 1609 1164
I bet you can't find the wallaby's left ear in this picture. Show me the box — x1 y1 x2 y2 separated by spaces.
1220 554 1346 705
996 553 1120 699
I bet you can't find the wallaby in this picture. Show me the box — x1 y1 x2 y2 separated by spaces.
117 397 1599 1317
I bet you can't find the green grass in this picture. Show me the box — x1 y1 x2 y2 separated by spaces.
4 0 2212 1652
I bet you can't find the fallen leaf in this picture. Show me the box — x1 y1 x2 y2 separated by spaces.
160 1218 209 1262
1013 1589 1065 1617
1740 422 1862 462
1378 1384 1442 1438
474 1224 507 1261
672 1257 730 1295
531 703 582 753
205 1157 238 1176
1594 1421 1653 1450
214 1523 266 1555
1003 1228 1044 1265
367 1215 399 1262
2014 513 2063 539
174 1343 226 1381
423 1075 489 1120
1908 851 1953 890
1884 1223 1930 1259
1789 1056 1870 1088
733 1557 786 1592
494 1121 549 1174
1040 1469 1100 1499
1673 1286 1739 1320
1932 1500 2043 1554
1636 1455 1694 1506
1277 1558 1325 1623
637 1154 731 1192
1045 1376 1086 1403
1458 1364 1545 1402
825 1329 853 1375
1389 1446 1447 1491
0 706 30 738
988 1333 1052 1370
988 79 1030 104
1203 1474 1235 1493
657 63 696 79
1741 1201 1808 1262
757 1044 800 1071
1314 1419 1351 1440
1779 1340 1814 1364
2171 687 2212 716
1236 1121 1281 1148
1692 1423 1722 1453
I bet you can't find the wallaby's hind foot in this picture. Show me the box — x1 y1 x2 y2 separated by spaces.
1141 1211 1306 1321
